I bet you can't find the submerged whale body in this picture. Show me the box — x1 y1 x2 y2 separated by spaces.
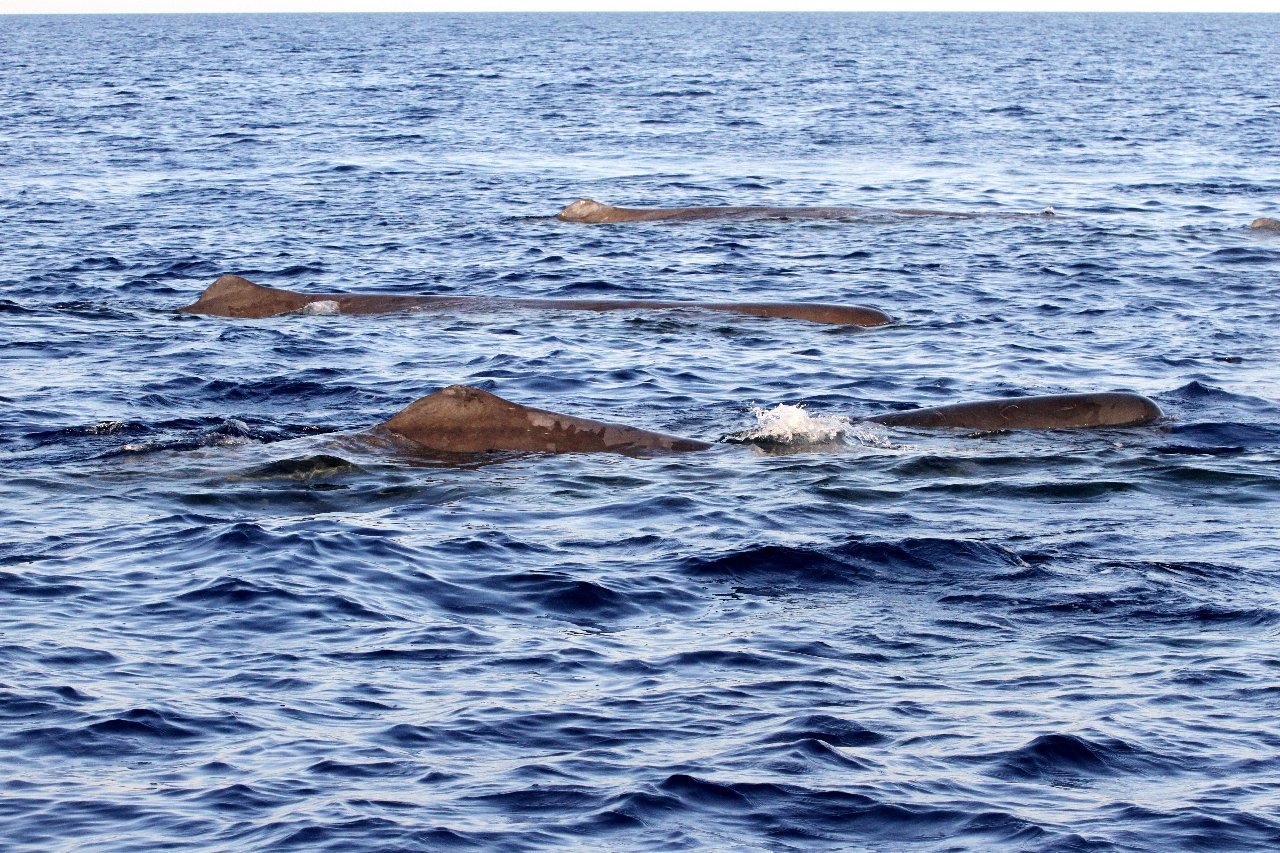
178 275 892 327
1250 217 1280 233
556 198 1057 223
869 392 1162 431
373 387 1162 457
378 385 712 455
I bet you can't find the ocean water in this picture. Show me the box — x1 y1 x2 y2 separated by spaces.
2 11 1279 850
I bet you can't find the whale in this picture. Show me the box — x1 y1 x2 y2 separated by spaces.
868 392 1162 431
376 384 712 454
178 275 892 327
373 387 1162 457
556 198 1057 224
1251 217 1280 233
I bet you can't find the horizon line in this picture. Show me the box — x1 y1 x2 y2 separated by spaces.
5 2 1276 16
4 8 1275 14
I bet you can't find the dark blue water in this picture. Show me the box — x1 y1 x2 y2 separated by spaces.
2 12 1280 851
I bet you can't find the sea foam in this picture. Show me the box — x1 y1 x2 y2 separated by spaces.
735 403 853 445
727 403 914 450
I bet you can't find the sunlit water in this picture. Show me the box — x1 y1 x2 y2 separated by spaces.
2 12 1279 851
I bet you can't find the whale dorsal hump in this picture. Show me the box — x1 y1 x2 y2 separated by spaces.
385 385 508 434
381 385 710 454
179 274 311 318
383 384 586 453
203 274 269 300
557 198 616 223
1250 217 1280 232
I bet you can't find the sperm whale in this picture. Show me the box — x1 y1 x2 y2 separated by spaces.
375 387 1163 456
867 392 1163 431
178 275 892 327
376 385 712 454
556 198 1058 224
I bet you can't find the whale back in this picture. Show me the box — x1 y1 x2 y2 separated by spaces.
557 199 1053 223
557 198 620 223
380 385 710 454
870 392 1162 430
1250 217 1280 233
179 275 312 318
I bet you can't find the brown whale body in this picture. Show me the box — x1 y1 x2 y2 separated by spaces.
179 275 892 327
868 392 1162 431
1251 217 1280 233
378 384 712 454
557 198 1055 224
375 387 1161 458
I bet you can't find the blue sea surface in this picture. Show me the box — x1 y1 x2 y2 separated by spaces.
2 11 1279 851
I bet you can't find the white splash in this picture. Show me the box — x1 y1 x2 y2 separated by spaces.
726 404 920 452
87 420 128 435
738 403 853 445
301 300 340 316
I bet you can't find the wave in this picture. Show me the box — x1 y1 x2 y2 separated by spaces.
153 575 391 624
981 732 1182 781
640 774 1046 845
758 714 889 748
1205 247 1280 264
1 706 259 759
679 537 1026 590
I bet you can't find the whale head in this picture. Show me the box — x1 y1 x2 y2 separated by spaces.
557 198 619 223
